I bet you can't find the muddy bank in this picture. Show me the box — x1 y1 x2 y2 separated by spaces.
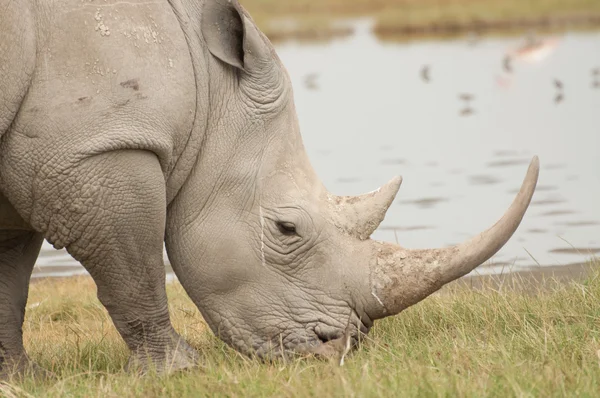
449 261 599 293
374 13 600 41
262 23 354 43
262 15 600 44
31 261 599 292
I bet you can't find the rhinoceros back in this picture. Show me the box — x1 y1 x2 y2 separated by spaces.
0 1 36 139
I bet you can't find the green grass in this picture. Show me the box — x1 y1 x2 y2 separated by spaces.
2 259 600 397
237 0 600 41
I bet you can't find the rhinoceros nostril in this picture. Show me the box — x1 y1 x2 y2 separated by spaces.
316 333 330 344
314 325 343 343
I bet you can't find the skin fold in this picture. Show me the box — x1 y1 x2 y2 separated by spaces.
0 0 539 377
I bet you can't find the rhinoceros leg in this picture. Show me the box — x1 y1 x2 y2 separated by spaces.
48 150 198 374
0 198 44 378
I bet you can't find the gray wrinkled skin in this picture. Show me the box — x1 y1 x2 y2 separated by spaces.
0 0 538 377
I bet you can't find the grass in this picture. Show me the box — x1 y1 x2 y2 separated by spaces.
238 0 600 42
2 259 599 397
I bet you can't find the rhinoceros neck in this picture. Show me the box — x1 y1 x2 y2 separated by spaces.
163 0 213 204
164 0 255 234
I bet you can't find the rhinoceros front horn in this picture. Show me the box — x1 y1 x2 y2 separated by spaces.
366 156 540 319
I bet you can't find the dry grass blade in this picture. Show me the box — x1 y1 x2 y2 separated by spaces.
0 382 36 398
338 316 353 367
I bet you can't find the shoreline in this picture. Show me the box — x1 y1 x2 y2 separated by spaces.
453 261 599 292
374 13 600 42
260 14 600 43
30 260 598 289
259 17 600 44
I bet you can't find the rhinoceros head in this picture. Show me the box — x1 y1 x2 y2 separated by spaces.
165 0 539 359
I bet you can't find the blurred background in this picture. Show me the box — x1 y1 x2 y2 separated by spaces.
36 0 600 278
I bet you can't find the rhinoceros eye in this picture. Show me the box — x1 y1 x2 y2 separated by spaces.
276 221 297 236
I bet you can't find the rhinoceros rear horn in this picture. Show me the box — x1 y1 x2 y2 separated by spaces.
329 177 402 240
201 0 272 73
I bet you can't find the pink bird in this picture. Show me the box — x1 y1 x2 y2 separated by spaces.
495 75 512 89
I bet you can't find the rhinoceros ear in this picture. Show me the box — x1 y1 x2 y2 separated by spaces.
201 0 271 72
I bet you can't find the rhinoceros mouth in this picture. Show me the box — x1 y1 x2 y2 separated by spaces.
314 316 370 344
241 309 371 361
293 310 371 360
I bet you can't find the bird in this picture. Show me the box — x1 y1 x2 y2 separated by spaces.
420 65 430 83
495 74 512 89
552 79 564 102
460 107 475 117
503 55 513 73
554 92 564 104
592 80 600 89
592 67 600 76
554 79 563 90
458 94 475 116
303 73 319 90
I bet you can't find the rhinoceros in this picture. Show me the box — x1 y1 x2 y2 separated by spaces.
0 0 539 376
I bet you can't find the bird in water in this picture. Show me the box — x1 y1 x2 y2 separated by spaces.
458 93 475 116
554 92 564 104
591 68 599 88
509 31 558 65
459 93 474 102
303 73 319 90
495 74 512 89
420 65 431 83
503 55 513 73
460 107 475 117
553 79 564 104
554 79 563 90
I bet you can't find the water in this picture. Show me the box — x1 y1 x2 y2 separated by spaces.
34 20 600 278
